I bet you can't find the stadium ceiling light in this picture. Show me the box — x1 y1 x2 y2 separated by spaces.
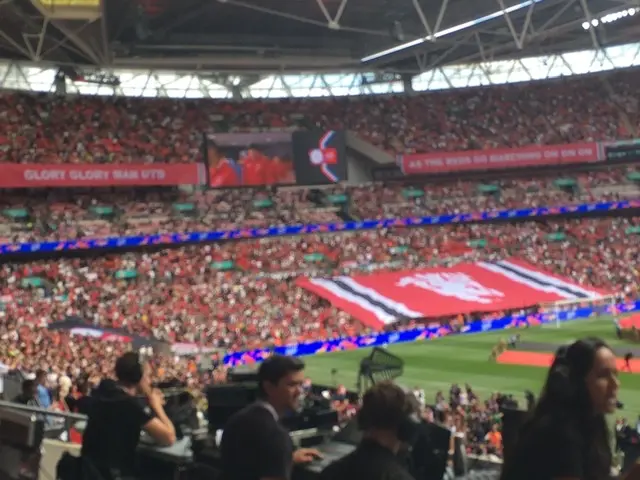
361 0 545 63
582 7 636 30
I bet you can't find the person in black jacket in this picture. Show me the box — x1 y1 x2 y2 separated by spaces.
66 379 92 415
500 337 619 480
319 381 418 480
13 379 40 407
80 352 176 480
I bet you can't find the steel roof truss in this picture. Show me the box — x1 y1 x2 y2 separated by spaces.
21 17 49 61
0 27 31 58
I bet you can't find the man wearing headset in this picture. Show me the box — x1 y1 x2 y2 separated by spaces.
80 352 176 480
319 381 418 480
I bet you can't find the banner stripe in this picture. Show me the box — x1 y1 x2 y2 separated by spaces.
334 277 424 318
495 260 600 298
331 279 409 320
487 262 590 299
308 278 398 324
478 262 583 300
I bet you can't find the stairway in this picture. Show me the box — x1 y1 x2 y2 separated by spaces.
307 189 356 222
335 207 356 222
307 189 327 207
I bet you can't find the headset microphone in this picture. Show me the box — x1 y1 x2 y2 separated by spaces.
616 400 624 409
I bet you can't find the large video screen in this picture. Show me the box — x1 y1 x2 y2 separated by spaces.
292 130 347 185
204 130 347 187
205 132 295 188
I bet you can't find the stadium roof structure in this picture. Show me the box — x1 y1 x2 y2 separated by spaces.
0 0 638 77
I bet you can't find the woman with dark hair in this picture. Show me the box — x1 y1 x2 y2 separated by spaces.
500 337 619 480
51 387 70 412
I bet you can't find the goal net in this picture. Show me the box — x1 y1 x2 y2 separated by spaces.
538 294 619 328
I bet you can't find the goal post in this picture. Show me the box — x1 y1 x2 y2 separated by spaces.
538 295 619 328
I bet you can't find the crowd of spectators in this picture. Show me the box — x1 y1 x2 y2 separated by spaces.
11 361 507 461
2 69 640 246
0 187 342 244
341 164 639 220
2 68 640 461
1 69 638 164
607 69 640 138
1 163 639 244
305 381 508 459
313 381 511 460
423 384 511 459
1 216 638 391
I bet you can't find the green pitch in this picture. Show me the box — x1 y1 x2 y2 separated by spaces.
304 315 640 420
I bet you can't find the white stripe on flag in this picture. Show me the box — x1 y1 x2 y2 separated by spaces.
308 278 398 324
496 260 601 299
335 277 425 319
477 262 577 299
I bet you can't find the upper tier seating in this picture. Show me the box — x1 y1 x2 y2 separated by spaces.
2 68 639 165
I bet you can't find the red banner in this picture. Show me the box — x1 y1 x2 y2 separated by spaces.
0 164 203 188
297 259 608 328
400 142 601 175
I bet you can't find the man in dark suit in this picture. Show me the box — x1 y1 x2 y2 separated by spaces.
220 355 321 480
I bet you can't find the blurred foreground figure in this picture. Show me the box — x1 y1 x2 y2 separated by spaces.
500 337 619 480
319 381 419 480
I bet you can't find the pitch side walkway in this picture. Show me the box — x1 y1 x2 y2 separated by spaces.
498 350 640 372
517 341 640 357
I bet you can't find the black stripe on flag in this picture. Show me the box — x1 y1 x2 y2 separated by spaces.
330 279 409 320
493 262 589 299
